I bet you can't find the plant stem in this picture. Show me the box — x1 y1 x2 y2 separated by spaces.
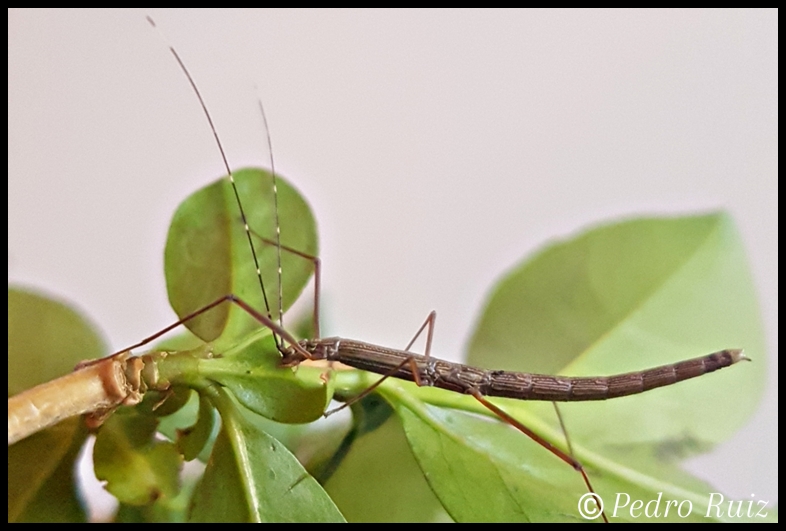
7 353 144 445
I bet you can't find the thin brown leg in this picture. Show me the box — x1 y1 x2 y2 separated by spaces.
552 402 576 459
108 294 314 362
471 390 608 523
323 355 418 417
404 310 437 357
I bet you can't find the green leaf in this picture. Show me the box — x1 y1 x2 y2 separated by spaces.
93 411 183 506
164 168 318 343
8 287 107 395
311 393 395 484
323 212 768 522
113 472 201 523
152 388 219 464
390 391 587 522
189 388 344 522
154 388 199 437
8 287 105 522
8 417 88 522
324 406 450 522
384 385 735 522
195 329 333 424
466 212 765 452
177 394 218 461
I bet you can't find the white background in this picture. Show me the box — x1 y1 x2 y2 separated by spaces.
9 9 777 515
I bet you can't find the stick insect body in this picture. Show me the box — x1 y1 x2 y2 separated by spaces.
145 17 748 523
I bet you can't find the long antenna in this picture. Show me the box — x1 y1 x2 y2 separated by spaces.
256 97 285 338
146 16 279 343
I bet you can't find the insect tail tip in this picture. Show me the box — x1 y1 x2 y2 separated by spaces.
730 349 750 363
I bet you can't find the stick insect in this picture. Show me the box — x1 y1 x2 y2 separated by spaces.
9 11 772 524
131 17 757 523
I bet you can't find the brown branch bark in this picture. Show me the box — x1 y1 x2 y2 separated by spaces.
8 353 144 445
